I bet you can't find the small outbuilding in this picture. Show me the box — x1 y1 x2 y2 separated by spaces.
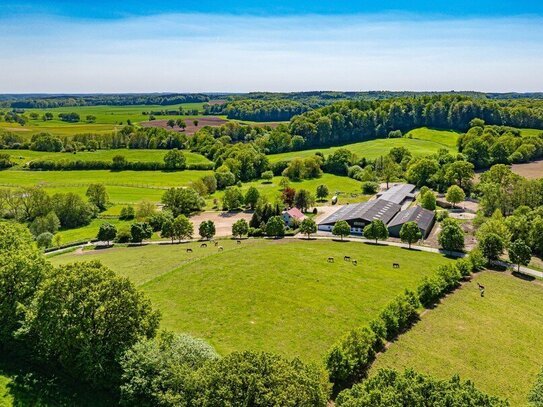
387 206 435 239
282 207 306 227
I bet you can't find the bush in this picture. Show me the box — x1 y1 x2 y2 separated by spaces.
455 258 473 277
529 367 543 407
417 277 443 308
325 327 378 390
116 225 132 243
120 332 219 407
193 351 330 407
36 232 54 248
378 291 420 341
435 210 449 222
248 227 264 237
361 181 379 194
120 205 135 220
336 368 508 407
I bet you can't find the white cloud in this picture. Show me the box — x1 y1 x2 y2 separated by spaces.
0 13 542 92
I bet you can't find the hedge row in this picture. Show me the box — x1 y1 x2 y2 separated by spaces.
325 254 480 392
27 159 214 171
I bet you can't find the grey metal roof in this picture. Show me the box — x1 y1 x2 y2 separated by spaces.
388 206 435 231
377 183 416 205
319 199 401 225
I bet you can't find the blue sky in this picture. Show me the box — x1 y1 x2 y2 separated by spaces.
1 1 543 92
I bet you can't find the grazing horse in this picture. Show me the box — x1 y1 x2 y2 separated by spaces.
477 282 485 297
218 246 224 252
352 260 358 266
327 257 334 263
186 248 193 253
237 240 241 245
344 256 351 261
200 243 208 248
393 263 400 268
214 241 219 247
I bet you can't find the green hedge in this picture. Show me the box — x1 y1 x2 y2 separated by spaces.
325 257 476 391
27 160 214 171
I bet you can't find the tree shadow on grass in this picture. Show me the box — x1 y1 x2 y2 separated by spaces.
0 350 116 407
511 271 536 282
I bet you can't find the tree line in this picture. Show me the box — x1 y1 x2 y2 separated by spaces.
2 94 210 108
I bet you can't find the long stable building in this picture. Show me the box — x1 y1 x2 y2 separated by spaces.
318 183 435 237
318 199 401 234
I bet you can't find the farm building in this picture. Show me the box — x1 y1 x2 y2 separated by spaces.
282 207 305 227
387 206 436 238
318 199 401 234
376 183 417 206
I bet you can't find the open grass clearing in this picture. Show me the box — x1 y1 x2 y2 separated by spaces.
370 271 543 406
209 173 367 206
267 127 460 163
0 169 211 189
51 239 456 362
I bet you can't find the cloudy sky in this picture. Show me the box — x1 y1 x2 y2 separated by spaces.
1 1 542 93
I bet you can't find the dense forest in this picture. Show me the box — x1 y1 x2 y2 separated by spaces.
287 95 543 148
205 99 313 121
0 93 210 108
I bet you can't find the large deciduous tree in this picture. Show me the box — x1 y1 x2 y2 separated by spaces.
20 261 160 386
363 220 389 244
399 221 422 249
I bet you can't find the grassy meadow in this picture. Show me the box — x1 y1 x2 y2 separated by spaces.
267 127 461 163
0 102 207 137
370 271 543 406
50 239 456 362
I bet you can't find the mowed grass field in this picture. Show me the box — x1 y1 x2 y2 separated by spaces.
3 149 211 166
0 103 207 137
209 173 366 205
267 127 460 163
371 271 543 406
50 239 456 362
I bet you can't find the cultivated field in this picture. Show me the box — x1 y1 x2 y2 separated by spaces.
140 116 228 135
370 271 543 406
511 159 543 179
50 239 456 361
267 127 460 163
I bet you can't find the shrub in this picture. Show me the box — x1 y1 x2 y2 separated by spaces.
120 332 219 407
36 232 54 248
193 351 330 407
248 227 264 237
120 206 136 220
336 368 508 407
417 277 442 308
325 327 378 390
529 367 543 407
116 225 132 243
435 209 449 222
378 291 420 341
361 181 379 194
455 258 473 277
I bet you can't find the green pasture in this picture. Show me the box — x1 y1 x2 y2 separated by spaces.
50 239 456 362
371 271 543 406
2 149 211 167
209 173 366 205
0 102 206 137
0 169 211 189
267 127 460 163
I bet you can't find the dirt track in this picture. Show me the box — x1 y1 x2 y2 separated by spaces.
190 211 253 237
